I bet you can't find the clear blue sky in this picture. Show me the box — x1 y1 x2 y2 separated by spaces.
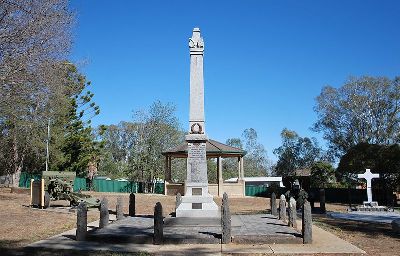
69 1 400 162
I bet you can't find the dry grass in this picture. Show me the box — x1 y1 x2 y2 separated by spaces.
84 191 270 217
314 215 400 256
0 188 98 249
1 188 399 256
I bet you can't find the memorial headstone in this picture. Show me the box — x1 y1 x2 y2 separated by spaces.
175 28 219 218
221 192 231 244
279 195 287 223
153 202 163 245
271 192 278 216
288 197 297 228
76 202 87 241
302 199 312 244
129 193 135 217
116 197 124 220
99 197 109 228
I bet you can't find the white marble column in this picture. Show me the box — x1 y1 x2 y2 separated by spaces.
176 28 219 218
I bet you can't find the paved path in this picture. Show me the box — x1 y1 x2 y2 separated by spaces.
328 211 400 224
27 213 365 255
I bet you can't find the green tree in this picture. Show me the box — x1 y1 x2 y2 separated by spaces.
273 128 324 178
224 128 270 179
310 161 335 188
314 76 400 158
99 101 184 190
337 142 400 191
0 0 73 185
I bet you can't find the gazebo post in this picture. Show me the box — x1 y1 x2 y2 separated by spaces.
240 156 244 180
237 157 242 182
217 156 223 197
167 156 172 181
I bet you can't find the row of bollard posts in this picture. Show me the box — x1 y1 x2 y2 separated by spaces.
271 192 313 244
76 195 130 241
75 193 165 245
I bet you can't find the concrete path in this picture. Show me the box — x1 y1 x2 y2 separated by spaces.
27 214 365 255
328 211 400 224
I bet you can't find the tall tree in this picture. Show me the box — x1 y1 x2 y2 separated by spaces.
224 128 270 179
314 76 400 158
0 0 73 185
273 128 323 178
60 68 102 177
337 142 400 190
98 101 184 187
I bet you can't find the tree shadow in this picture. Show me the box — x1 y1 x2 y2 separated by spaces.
316 216 400 239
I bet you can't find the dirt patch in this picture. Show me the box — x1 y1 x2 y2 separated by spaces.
1 188 399 255
314 215 400 256
0 188 98 249
83 192 270 217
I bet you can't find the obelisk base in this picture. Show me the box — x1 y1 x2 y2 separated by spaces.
176 182 219 218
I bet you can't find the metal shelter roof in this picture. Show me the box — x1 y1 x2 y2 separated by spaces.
162 139 246 158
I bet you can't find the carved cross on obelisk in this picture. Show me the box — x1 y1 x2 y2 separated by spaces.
358 169 379 204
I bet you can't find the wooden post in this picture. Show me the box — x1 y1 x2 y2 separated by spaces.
271 192 278 216
153 202 163 245
320 189 326 214
76 202 87 241
30 179 34 206
99 197 109 228
40 179 45 209
302 199 312 244
129 193 135 217
279 195 287 223
221 192 231 244
116 197 124 220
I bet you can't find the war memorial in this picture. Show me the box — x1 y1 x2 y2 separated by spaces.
18 28 385 255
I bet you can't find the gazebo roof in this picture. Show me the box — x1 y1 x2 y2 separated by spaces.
162 139 246 158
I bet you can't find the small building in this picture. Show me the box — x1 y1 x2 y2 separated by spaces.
162 139 246 197
225 176 285 188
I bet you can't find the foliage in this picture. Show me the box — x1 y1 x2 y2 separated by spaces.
313 76 400 158
224 128 271 179
273 128 325 178
310 161 335 188
337 142 400 190
60 67 102 177
0 1 73 185
98 101 184 186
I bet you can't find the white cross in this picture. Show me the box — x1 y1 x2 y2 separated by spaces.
357 169 379 203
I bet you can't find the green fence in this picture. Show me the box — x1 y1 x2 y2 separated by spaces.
73 177 87 192
18 172 42 188
19 172 164 194
245 185 286 197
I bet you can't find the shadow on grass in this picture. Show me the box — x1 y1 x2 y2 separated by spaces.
315 216 400 239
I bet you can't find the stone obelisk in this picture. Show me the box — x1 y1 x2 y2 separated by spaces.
175 28 219 218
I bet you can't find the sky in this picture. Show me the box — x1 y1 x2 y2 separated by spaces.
69 1 400 162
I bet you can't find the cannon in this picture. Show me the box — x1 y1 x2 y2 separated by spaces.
40 171 100 208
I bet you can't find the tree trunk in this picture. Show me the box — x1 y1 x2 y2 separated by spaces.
11 132 25 187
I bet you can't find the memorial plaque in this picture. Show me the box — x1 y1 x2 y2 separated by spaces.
192 188 202 196
187 142 207 183
192 203 202 209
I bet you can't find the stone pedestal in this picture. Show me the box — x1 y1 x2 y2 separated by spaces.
176 135 219 217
